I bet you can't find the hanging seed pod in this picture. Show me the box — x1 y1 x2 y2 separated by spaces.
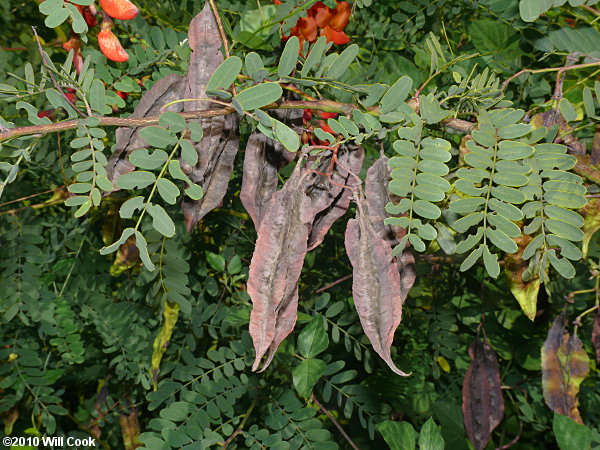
307 145 364 250
344 192 410 376
365 153 416 298
462 337 505 450
248 163 313 371
240 131 296 228
99 0 139 21
179 3 240 231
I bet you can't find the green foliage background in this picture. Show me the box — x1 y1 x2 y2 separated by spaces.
0 0 599 448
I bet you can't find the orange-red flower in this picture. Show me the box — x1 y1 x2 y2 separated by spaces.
275 1 351 48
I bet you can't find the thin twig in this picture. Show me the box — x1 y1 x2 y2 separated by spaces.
0 186 65 208
316 274 352 293
502 61 600 90
311 393 360 450
222 399 257 448
0 100 351 141
581 4 600 16
32 27 87 118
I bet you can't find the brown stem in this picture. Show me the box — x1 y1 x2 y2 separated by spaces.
0 100 352 141
581 4 600 16
32 27 87 118
311 393 360 450
0 186 66 208
502 61 600 90
316 274 352 293
222 399 257 448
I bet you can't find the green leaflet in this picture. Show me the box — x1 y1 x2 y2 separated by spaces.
234 82 283 110
206 56 242 92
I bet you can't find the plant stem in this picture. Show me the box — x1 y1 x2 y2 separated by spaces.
311 393 360 450
222 398 257 448
502 61 600 90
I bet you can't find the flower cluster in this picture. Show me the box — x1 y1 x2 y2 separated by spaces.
274 1 351 47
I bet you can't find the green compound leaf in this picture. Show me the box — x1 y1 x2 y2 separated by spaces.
387 115 451 255
451 108 541 276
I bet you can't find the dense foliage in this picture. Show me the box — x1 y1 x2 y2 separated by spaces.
1 0 600 449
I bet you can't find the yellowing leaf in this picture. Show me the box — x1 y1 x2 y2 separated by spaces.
542 312 590 425
505 235 541 321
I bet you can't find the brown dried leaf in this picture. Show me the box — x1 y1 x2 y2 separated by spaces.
593 309 600 365
107 74 186 184
180 3 240 231
180 121 239 231
462 337 505 450
542 312 590 424
344 193 410 376
247 164 313 371
307 145 364 250
530 110 585 155
240 109 300 229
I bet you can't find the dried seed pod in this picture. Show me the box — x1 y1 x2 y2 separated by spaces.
240 109 301 229
365 154 416 298
179 3 240 231
248 164 313 371
307 145 364 250
97 29 129 62
344 193 410 376
100 0 139 21
462 337 505 450
107 74 186 184
240 132 295 228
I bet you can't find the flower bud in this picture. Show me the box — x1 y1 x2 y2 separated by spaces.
98 29 129 62
99 0 139 21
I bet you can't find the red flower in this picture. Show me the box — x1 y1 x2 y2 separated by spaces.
278 0 351 48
